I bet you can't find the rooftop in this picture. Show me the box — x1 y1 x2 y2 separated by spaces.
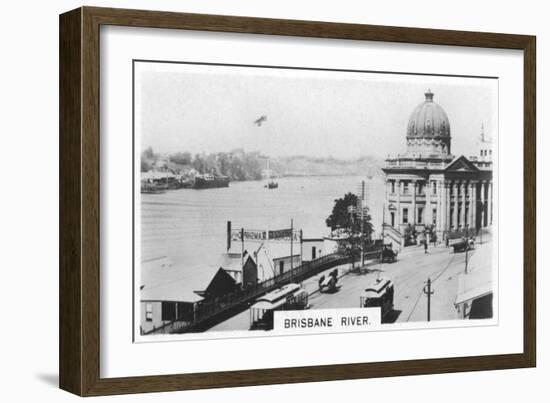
141 282 204 303
455 244 493 305
140 257 221 302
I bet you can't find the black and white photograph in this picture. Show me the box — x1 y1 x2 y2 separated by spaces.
134 61 497 340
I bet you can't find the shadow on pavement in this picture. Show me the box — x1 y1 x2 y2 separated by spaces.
383 309 402 324
349 267 385 276
319 285 342 294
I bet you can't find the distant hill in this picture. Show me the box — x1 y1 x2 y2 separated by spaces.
141 146 384 180
277 155 383 178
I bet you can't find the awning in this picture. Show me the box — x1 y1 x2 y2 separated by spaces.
455 246 493 305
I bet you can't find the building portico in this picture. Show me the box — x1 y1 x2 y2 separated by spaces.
382 90 493 246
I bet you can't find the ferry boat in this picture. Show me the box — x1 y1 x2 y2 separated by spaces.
140 182 167 194
264 158 278 189
193 173 230 189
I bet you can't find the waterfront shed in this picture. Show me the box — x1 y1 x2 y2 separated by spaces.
301 238 325 261
261 242 301 277
227 241 301 281
140 283 204 334
218 251 258 288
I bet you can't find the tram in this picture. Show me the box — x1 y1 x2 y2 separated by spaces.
249 283 309 330
360 277 395 321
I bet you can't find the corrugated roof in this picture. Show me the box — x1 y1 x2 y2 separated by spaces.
142 256 172 272
141 282 204 303
140 258 220 299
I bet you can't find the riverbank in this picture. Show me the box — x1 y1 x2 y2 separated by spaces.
139 175 385 268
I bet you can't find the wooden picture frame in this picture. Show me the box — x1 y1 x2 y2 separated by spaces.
59 6 536 396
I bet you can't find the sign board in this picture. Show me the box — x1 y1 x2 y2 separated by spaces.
231 228 299 242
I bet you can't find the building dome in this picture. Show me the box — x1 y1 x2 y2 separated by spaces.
406 90 451 156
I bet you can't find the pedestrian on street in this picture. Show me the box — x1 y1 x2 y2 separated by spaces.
424 239 428 254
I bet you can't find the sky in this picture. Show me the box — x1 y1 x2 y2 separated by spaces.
136 61 497 160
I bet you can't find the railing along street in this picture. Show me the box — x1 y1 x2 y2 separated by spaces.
144 248 382 335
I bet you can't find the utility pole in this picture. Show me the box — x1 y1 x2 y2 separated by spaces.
240 227 245 270
348 205 355 270
360 181 365 269
290 218 294 282
227 221 232 252
300 229 303 265
423 278 434 322
381 203 385 241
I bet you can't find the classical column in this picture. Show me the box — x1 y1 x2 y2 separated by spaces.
470 181 477 230
435 181 443 231
448 181 453 230
468 182 474 228
461 181 467 229
445 181 451 232
384 179 389 226
464 181 472 229
426 181 433 227
488 181 493 226
412 180 417 226
480 180 486 228
396 179 401 227
452 181 458 231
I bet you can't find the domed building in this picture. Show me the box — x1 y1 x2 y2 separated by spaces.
406 90 452 157
382 90 493 246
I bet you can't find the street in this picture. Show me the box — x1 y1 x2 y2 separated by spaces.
209 237 492 332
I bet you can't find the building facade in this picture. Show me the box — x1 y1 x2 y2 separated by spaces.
382 90 493 245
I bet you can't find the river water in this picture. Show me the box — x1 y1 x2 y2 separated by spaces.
140 175 385 281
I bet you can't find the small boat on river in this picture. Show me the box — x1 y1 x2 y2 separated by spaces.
193 173 230 189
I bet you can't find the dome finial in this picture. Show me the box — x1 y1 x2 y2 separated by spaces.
425 89 434 102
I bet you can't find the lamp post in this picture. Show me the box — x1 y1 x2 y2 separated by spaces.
360 181 366 269
423 278 434 322
347 205 356 269
464 224 469 274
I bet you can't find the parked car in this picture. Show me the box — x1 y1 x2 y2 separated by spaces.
381 244 398 263
453 237 475 253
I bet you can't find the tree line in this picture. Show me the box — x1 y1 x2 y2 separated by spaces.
141 147 280 181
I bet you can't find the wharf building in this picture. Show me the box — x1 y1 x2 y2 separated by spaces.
382 90 493 246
